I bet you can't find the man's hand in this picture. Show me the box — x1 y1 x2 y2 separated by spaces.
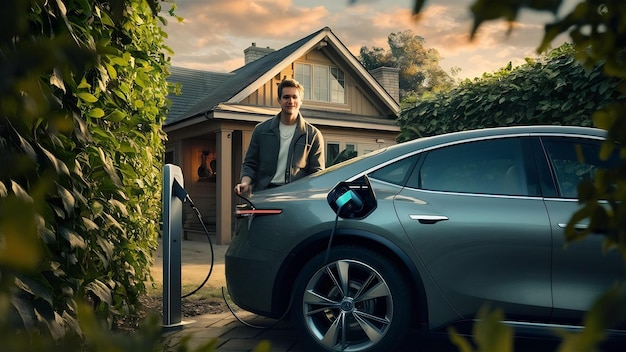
234 176 252 195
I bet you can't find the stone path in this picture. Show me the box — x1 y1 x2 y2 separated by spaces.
162 311 309 352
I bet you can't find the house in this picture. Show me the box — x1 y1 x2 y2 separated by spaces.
164 27 400 245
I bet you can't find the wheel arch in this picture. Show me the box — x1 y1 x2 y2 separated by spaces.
272 228 429 329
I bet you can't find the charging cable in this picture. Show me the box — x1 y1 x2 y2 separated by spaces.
222 192 295 329
181 200 215 298
323 210 342 265
170 181 344 331
222 192 347 330
172 180 215 299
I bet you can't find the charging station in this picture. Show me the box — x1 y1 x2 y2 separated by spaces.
162 164 191 330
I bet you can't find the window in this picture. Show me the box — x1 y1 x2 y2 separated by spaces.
369 155 419 186
330 67 345 103
295 64 311 100
326 142 340 167
326 142 358 167
541 137 619 198
416 138 529 196
296 63 345 103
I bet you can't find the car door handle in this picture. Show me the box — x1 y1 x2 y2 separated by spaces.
409 215 449 224
557 223 587 230
558 223 607 234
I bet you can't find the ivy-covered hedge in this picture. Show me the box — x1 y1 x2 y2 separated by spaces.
0 0 170 340
397 44 625 141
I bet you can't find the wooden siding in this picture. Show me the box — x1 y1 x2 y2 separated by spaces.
241 52 384 117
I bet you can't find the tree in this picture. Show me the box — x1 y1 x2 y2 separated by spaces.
359 30 456 105
0 0 172 343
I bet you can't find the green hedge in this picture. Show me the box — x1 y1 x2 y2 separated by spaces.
0 0 171 341
397 44 625 141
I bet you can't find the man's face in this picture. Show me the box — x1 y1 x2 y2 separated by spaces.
278 86 302 116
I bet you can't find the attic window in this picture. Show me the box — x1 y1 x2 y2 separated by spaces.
295 63 345 104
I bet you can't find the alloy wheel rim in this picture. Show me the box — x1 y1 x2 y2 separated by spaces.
302 259 394 352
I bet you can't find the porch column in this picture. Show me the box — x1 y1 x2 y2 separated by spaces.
215 129 233 245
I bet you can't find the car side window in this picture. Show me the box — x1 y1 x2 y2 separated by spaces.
414 137 529 196
541 137 619 198
368 155 419 186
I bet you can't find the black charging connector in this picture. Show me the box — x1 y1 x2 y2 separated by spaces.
172 179 196 208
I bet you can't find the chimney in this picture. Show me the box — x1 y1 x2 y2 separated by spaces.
370 66 400 103
244 42 275 65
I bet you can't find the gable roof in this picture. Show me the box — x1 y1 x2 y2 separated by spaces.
165 26 400 126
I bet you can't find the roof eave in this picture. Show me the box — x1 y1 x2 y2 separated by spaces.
227 28 400 115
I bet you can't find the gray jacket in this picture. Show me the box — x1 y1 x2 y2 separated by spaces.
241 113 325 191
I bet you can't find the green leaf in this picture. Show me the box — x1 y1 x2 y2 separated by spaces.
105 109 126 122
77 92 98 103
78 76 91 89
104 213 124 232
14 274 53 305
82 216 99 231
473 305 514 352
56 184 76 215
96 147 123 187
105 63 118 79
0 181 6 197
84 279 113 306
37 143 70 176
50 67 66 93
109 198 128 216
10 294 37 329
10 181 33 203
91 200 104 216
59 227 87 250
88 108 105 118
96 237 114 265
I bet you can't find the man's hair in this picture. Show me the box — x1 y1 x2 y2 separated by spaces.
278 78 304 97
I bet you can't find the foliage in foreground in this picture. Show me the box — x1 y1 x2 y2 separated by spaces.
0 0 169 343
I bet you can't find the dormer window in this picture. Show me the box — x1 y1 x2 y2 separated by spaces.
295 63 345 104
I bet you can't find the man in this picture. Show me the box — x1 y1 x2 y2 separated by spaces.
234 78 325 195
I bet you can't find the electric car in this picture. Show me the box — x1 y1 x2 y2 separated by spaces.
225 125 624 351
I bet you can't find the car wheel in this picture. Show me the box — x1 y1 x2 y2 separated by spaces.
293 245 412 352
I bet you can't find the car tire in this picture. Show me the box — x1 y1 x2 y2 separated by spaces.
292 245 412 352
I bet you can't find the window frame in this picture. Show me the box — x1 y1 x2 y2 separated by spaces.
404 137 537 197
295 62 345 104
538 136 618 199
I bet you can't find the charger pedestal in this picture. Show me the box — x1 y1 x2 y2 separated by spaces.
162 164 194 330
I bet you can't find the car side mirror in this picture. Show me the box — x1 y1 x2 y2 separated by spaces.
327 175 377 219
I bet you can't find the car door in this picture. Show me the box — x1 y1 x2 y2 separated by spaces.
538 136 625 323
393 136 553 320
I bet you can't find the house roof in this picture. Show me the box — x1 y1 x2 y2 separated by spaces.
166 67 232 121
165 26 400 127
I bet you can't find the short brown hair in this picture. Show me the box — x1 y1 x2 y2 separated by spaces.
278 78 304 97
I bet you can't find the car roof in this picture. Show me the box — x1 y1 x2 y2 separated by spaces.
296 125 606 188
397 125 605 151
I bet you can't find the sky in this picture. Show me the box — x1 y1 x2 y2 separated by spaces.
161 0 579 80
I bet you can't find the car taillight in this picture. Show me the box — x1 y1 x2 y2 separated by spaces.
235 208 282 217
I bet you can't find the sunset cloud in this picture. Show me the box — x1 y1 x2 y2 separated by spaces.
161 0 576 79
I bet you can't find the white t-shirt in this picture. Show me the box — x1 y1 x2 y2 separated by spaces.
271 122 297 184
